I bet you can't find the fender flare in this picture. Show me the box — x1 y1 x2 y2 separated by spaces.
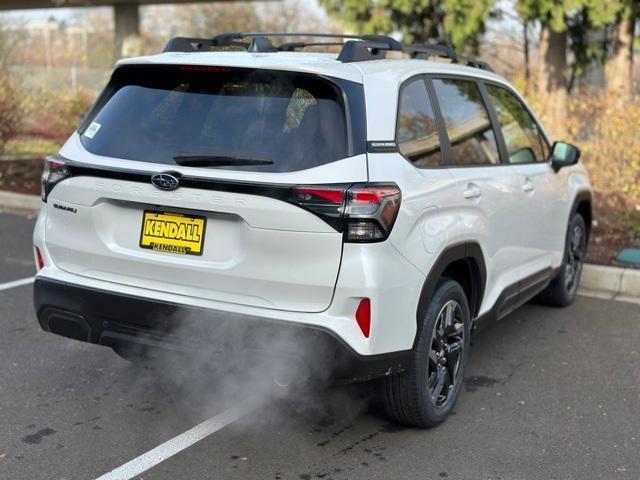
414 242 487 349
569 190 593 240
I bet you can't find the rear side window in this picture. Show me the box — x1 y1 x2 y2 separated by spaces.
396 78 444 167
432 79 500 166
485 84 549 164
79 66 364 173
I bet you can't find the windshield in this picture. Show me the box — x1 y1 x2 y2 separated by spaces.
79 65 365 173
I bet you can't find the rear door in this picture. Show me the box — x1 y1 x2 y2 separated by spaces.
428 77 525 304
45 65 368 313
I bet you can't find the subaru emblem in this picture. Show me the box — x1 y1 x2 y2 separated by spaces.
151 173 180 191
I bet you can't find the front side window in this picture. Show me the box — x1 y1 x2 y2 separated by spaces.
79 66 363 173
432 78 500 166
485 84 548 164
396 78 444 167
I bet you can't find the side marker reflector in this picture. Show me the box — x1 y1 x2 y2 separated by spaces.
34 247 45 270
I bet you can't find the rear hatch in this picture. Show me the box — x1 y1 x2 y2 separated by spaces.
44 64 368 312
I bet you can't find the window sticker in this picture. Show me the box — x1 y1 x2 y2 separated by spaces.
84 122 102 139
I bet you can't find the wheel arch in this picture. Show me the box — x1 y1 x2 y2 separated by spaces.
414 242 487 349
571 190 593 241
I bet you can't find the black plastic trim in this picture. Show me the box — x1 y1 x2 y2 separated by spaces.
474 267 557 330
65 161 354 230
33 278 412 384
569 190 593 242
414 242 487 349
162 32 493 71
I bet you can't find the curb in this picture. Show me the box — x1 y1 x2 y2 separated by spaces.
579 264 640 304
0 191 41 215
0 189 638 302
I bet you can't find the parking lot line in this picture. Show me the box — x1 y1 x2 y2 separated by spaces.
0 276 34 291
94 399 257 480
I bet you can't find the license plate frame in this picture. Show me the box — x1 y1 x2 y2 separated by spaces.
139 210 207 256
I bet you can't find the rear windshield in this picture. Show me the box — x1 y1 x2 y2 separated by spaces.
79 65 365 173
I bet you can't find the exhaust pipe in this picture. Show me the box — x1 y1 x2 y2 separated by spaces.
272 361 310 388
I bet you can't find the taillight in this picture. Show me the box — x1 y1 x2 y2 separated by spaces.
344 184 401 242
289 184 348 231
41 155 71 202
289 183 401 243
290 185 346 216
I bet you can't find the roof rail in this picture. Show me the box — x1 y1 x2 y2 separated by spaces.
162 33 493 72
404 43 494 72
278 41 346 52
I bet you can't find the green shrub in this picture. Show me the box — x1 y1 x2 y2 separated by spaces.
20 85 96 142
0 73 22 153
513 76 640 238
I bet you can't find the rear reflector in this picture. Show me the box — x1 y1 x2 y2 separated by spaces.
34 247 45 270
355 298 371 338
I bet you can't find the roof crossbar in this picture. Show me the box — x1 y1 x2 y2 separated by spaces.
278 41 346 52
162 33 494 72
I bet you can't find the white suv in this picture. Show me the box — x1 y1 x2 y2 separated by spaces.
32 33 592 428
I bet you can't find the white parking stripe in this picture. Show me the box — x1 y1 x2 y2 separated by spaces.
0 276 34 291
94 400 256 480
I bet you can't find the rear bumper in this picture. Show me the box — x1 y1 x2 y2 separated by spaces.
33 277 412 384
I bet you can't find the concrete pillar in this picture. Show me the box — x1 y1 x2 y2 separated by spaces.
114 3 140 59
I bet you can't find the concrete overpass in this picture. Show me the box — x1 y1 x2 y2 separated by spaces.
0 0 247 58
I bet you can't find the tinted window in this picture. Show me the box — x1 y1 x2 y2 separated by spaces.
80 66 361 173
396 78 443 167
486 85 548 164
433 79 500 166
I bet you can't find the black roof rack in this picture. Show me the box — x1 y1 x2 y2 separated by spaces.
279 41 346 52
162 32 493 72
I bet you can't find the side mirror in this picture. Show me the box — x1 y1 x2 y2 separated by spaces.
550 141 581 172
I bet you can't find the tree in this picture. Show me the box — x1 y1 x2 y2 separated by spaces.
604 0 637 95
319 0 495 52
142 0 328 55
516 0 577 135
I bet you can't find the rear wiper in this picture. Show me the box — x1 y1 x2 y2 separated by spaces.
173 155 274 167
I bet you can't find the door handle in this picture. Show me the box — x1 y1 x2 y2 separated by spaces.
463 184 482 200
522 178 535 193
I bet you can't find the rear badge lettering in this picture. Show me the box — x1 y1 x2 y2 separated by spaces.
53 203 77 213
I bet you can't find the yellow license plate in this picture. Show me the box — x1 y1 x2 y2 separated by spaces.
139 211 206 256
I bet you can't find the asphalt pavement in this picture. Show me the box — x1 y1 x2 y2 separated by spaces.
1 211 639 480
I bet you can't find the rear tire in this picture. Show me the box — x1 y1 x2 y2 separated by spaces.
381 279 471 428
536 213 587 308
